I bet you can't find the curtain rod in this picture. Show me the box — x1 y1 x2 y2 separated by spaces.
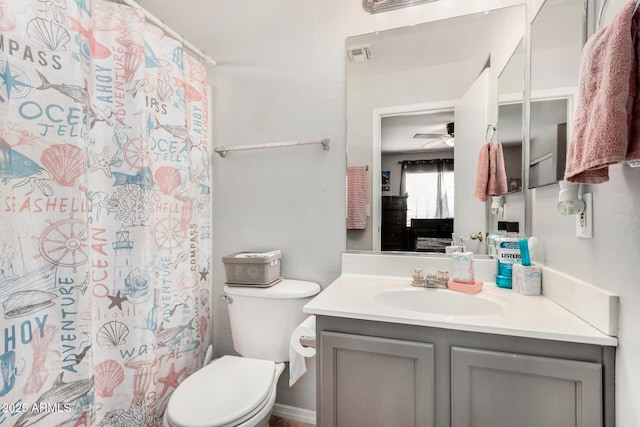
111 0 217 66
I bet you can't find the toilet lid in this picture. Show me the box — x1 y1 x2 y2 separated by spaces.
166 356 275 427
224 279 320 299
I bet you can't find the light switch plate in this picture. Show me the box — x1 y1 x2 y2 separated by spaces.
576 193 593 238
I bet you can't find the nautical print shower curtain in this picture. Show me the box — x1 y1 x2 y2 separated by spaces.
0 0 211 425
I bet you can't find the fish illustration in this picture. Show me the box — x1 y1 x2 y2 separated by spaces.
0 139 53 196
35 71 108 128
153 117 202 151
156 318 195 347
0 351 16 397
168 302 184 317
14 372 93 427
144 41 159 68
68 17 111 59
36 70 90 107
153 116 189 141
172 77 202 102
112 167 154 190
75 343 91 364
126 79 145 98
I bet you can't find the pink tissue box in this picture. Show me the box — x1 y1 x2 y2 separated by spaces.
448 279 483 294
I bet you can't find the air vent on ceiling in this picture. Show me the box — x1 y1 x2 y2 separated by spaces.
347 45 372 63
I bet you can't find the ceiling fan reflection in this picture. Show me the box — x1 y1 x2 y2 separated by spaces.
414 122 455 148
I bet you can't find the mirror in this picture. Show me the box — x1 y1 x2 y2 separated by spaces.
498 40 524 194
529 0 585 188
346 5 526 253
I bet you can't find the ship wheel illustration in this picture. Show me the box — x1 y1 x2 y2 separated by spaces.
123 137 151 169
37 218 88 272
153 217 187 250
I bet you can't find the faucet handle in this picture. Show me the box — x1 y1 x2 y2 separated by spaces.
470 232 484 242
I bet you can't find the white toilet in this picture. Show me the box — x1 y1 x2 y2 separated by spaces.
163 279 321 427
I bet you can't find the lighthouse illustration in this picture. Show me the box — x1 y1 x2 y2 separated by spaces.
113 228 151 304
112 228 134 295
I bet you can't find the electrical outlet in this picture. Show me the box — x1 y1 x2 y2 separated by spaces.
576 192 593 238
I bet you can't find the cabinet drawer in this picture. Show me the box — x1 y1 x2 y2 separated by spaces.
383 211 406 225
382 196 407 211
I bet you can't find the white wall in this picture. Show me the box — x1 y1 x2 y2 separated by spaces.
530 1 640 425
137 1 640 424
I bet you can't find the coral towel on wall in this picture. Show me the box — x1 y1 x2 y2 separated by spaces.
0 0 211 425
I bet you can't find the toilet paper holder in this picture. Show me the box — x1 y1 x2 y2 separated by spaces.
299 335 316 349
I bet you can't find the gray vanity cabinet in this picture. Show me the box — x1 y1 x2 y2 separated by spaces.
320 331 435 427
451 347 603 427
316 316 615 427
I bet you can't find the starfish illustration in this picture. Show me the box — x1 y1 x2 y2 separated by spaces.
0 61 31 100
158 362 186 398
199 269 209 281
107 291 127 310
89 147 118 178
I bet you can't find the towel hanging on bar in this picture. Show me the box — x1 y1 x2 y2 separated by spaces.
347 166 368 230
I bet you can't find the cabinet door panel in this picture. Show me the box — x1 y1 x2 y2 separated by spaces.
320 331 434 427
451 346 602 427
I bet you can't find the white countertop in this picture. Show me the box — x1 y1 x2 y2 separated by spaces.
304 274 618 347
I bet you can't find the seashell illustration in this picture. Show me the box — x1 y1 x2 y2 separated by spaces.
156 80 173 102
40 144 85 187
94 359 125 397
96 321 129 349
154 166 181 195
26 18 70 52
3 290 58 319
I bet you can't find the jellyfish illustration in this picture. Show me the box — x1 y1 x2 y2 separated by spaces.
40 144 84 187
94 359 125 398
154 166 181 195
96 321 130 349
123 45 144 83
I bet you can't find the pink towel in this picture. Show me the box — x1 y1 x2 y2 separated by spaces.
565 1 639 183
474 142 508 202
347 166 367 230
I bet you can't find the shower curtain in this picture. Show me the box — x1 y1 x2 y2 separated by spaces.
0 0 211 425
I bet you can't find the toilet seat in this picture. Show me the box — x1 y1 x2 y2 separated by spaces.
165 356 277 427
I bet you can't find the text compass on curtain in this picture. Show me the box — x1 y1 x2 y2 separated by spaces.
414 122 455 148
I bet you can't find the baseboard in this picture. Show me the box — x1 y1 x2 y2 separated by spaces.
272 403 316 425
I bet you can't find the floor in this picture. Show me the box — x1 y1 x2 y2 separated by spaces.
269 415 315 427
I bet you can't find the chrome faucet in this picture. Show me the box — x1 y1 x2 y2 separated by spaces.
412 269 449 288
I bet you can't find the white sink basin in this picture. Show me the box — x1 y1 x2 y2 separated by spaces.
373 288 507 316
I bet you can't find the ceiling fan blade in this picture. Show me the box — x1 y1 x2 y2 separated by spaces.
413 133 444 139
420 135 448 148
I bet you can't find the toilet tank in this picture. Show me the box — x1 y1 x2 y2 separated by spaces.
223 279 321 362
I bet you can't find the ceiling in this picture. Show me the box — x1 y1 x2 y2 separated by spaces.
381 111 454 154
